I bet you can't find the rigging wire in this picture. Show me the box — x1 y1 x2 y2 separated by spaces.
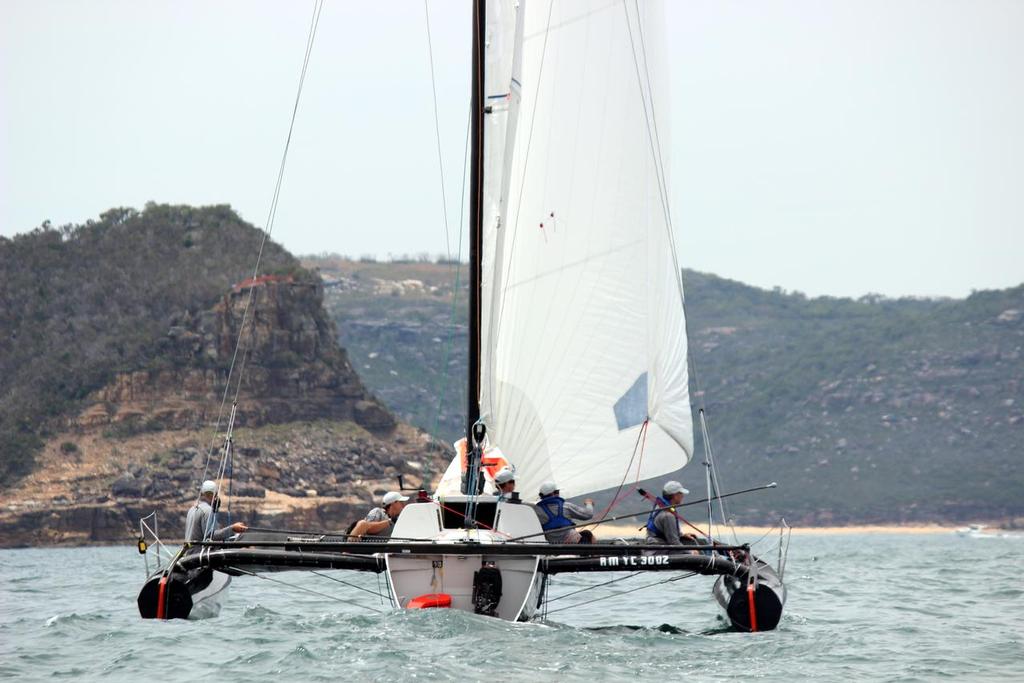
195 0 326 500
620 0 685 314
309 569 390 600
492 0 556 384
624 1 742 542
423 0 452 258
228 566 385 614
544 571 642 603
226 0 325 419
426 104 472 485
544 571 698 616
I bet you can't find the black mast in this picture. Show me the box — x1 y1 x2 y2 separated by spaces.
465 0 485 484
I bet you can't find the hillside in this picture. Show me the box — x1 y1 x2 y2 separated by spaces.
0 206 446 546
303 256 1024 526
0 204 302 484
0 206 1019 539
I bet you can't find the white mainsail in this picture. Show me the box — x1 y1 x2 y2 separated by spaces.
478 0 693 499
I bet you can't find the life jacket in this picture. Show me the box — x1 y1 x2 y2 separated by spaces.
537 495 574 531
455 438 510 485
645 496 679 541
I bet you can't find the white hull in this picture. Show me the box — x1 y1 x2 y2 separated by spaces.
385 496 547 620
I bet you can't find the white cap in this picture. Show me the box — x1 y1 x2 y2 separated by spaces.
539 481 558 496
200 480 218 495
494 467 516 485
662 480 689 496
382 491 410 506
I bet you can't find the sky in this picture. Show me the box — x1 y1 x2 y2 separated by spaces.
2 0 1022 299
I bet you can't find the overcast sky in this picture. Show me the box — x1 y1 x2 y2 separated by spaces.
2 0 1022 298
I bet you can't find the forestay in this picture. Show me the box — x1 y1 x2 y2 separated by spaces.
478 0 692 499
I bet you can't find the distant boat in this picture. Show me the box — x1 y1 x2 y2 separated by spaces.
956 524 986 537
137 0 789 630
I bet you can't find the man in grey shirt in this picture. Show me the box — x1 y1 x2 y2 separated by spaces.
534 481 594 543
350 491 409 540
184 480 247 543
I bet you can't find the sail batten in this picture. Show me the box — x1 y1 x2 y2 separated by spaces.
476 0 691 500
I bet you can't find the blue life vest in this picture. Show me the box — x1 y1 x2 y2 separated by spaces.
537 495 574 531
645 496 679 541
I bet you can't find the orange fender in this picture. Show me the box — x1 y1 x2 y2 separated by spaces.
407 593 452 609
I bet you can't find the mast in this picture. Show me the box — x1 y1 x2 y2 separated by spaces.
464 0 486 494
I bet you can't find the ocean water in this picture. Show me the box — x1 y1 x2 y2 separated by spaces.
1 533 1022 682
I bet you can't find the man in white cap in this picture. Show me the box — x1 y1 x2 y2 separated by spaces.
494 467 517 500
534 481 594 543
350 491 409 540
184 480 247 543
645 480 691 546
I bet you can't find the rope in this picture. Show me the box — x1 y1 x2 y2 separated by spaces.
434 499 514 539
544 571 698 616
593 419 649 523
228 566 385 614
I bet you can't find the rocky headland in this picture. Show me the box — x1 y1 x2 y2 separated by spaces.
0 208 449 546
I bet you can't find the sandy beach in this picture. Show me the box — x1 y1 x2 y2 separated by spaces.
590 522 961 540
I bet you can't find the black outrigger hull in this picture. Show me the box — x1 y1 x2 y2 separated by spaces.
542 551 786 632
138 566 231 620
712 561 786 632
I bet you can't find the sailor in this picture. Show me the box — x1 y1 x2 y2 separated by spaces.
534 481 594 543
645 480 698 547
494 467 517 500
184 480 247 543
350 491 409 540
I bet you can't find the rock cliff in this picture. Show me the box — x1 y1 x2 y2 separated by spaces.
77 276 394 434
0 278 449 547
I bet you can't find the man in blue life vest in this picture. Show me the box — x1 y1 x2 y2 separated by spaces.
645 480 696 547
534 481 594 543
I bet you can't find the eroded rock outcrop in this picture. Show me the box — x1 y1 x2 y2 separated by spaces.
0 278 449 547
75 277 394 434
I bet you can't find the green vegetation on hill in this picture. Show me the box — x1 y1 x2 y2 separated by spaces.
0 204 299 484
682 274 1024 523
306 257 1024 525
1 208 1019 526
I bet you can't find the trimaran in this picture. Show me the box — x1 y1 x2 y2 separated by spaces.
137 0 790 631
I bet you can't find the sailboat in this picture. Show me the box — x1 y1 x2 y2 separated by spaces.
137 0 788 630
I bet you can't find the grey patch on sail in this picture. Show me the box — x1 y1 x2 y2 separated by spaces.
613 373 648 431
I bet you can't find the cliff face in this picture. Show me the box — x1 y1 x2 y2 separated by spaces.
0 204 304 484
76 277 393 434
0 278 449 547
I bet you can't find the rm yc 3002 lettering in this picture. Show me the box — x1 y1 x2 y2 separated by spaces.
597 555 669 567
